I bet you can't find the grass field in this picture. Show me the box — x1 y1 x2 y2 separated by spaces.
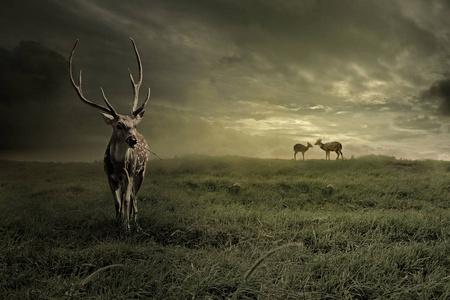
1 155 449 299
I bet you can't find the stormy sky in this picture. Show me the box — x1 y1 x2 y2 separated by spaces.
1 0 450 162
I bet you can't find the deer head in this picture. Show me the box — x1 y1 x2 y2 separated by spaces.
307 142 313 148
102 113 144 149
69 38 150 149
314 139 322 146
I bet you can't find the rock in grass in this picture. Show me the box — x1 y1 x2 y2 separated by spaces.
229 182 242 194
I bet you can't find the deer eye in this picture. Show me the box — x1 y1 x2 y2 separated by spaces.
116 123 124 130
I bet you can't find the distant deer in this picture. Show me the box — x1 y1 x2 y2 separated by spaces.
315 139 343 160
293 142 313 160
69 38 150 230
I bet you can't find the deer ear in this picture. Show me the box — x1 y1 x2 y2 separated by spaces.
101 112 115 124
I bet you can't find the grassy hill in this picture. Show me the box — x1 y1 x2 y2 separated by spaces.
1 156 449 299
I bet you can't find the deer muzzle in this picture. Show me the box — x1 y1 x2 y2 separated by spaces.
126 136 138 148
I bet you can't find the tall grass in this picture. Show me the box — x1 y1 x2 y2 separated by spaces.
0 156 449 299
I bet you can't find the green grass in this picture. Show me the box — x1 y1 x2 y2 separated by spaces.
1 155 449 299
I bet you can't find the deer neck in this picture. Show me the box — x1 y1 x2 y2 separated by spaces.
109 136 132 163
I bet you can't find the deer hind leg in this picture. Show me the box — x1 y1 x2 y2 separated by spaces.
335 148 343 160
294 151 297 160
302 152 305 161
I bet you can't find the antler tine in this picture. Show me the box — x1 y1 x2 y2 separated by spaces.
133 87 150 117
69 39 118 117
129 38 143 114
100 88 118 117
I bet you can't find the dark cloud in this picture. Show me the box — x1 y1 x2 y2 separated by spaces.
1 0 450 161
420 78 450 116
431 79 450 115
0 41 67 104
0 41 85 153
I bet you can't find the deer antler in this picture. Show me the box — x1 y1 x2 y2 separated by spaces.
69 39 118 117
128 38 150 117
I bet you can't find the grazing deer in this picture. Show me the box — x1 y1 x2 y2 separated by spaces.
69 38 150 230
293 142 313 160
315 139 343 160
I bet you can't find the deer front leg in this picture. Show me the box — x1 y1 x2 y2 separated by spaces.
115 169 129 230
107 176 122 224
130 181 139 224
131 169 144 230
120 184 131 230
131 193 138 222
113 188 121 223
119 175 135 230
130 190 139 232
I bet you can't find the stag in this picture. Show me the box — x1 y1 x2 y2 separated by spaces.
69 38 150 230
315 139 343 160
293 142 313 160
